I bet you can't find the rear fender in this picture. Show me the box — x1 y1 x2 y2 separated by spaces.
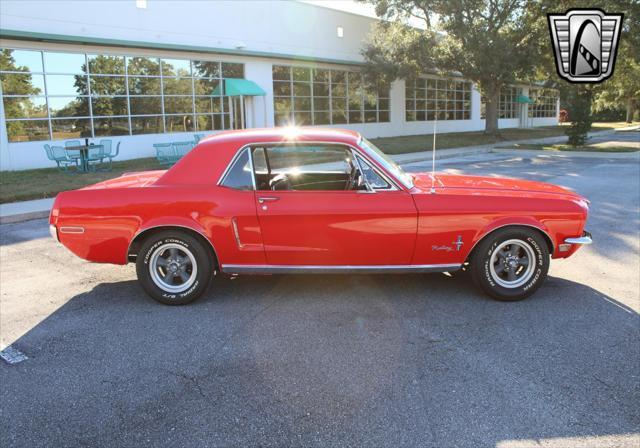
127 217 217 261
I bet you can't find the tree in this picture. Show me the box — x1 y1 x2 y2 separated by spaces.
564 85 593 146
594 40 640 123
360 0 543 135
0 49 48 141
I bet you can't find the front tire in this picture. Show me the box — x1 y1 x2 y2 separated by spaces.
136 231 212 305
470 227 550 301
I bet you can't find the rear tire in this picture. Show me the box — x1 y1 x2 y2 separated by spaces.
136 230 212 305
470 227 550 301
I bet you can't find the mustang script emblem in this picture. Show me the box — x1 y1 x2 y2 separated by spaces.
547 9 623 83
432 235 464 252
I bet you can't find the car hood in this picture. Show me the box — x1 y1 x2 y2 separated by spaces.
412 172 584 199
81 170 167 190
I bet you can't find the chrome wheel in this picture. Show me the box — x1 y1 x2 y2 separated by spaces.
489 239 536 288
149 243 198 293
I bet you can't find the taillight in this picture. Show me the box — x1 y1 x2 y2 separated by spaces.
49 196 60 225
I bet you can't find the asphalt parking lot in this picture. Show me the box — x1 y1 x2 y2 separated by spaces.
1 149 639 447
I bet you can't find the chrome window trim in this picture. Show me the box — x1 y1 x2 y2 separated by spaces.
217 140 405 192
351 151 396 192
221 263 461 275
217 147 255 191
358 136 413 190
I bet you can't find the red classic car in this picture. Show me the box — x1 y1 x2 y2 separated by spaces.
49 128 592 305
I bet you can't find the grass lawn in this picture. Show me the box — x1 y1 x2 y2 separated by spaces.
0 158 164 204
0 121 635 204
499 143 639 153
370 121 635 155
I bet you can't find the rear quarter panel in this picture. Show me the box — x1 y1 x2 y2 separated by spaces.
52 185 264 266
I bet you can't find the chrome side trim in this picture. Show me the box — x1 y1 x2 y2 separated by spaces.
59 226 84 234
221 263 461 275
231 217 244 249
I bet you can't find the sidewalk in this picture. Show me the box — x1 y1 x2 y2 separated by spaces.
0 128 635 225
0 198 54 224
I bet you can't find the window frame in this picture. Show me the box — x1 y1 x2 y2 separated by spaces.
0 47 245 141
217 147 256 191
272 64 390 127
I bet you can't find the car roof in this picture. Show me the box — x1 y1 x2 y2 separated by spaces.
156 127 363 186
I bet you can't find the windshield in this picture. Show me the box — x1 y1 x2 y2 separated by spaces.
359 138 414 189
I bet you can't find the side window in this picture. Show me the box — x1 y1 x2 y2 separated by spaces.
257 144 355 191
220 149 254 190
357 156 392 190
267 145 351 174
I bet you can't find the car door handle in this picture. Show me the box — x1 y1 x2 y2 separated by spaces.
258 196 280 204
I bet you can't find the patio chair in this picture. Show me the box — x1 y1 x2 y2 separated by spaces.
64 140 83 164
86 144 106 171
154 143 177 166
172 141 195 158
99 140 120 170
50 145 76 171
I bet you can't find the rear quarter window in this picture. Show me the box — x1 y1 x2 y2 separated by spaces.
220 149 254 190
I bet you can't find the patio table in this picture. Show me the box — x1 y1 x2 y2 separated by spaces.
65 144 104 172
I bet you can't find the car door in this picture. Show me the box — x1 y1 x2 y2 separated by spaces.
251 143 417 266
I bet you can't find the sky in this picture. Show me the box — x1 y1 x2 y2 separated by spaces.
301 0 379 18
301 0 428 29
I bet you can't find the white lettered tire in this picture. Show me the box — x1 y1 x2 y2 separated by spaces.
136 230 212 305
470 227 550 301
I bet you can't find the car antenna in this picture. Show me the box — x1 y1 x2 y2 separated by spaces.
430 113 437 194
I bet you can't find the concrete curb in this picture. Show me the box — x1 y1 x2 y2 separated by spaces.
492 148 640 159
0 210 50 225
0 198 54 225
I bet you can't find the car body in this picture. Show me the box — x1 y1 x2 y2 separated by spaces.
49 128 592 304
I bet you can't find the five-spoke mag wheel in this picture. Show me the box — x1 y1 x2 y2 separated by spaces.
136 231 213 305
470 227 550 301
149 243 198 294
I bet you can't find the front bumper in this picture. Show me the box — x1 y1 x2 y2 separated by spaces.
564 230 593 245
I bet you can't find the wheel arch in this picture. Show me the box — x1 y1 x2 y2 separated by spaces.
465 222 554 262
127 224 219 269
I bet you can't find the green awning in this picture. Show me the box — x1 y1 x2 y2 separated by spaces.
516 95 535 104
211 78 266 97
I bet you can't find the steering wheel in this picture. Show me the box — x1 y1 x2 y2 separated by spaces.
270 173 293 191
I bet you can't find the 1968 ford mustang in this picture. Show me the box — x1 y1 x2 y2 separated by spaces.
49 128 592 305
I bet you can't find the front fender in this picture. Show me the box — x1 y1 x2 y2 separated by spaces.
472 217 553 250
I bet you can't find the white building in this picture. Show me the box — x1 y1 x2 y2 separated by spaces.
0 0 559 170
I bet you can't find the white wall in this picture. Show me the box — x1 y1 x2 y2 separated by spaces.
0 0 375 64
0 1 559 171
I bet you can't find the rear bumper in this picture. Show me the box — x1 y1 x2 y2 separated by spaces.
564 230 593 245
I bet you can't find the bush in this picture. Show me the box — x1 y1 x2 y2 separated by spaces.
592 106 626 122
564 87 593 146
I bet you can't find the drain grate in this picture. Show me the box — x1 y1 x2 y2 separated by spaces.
0 346 28 365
